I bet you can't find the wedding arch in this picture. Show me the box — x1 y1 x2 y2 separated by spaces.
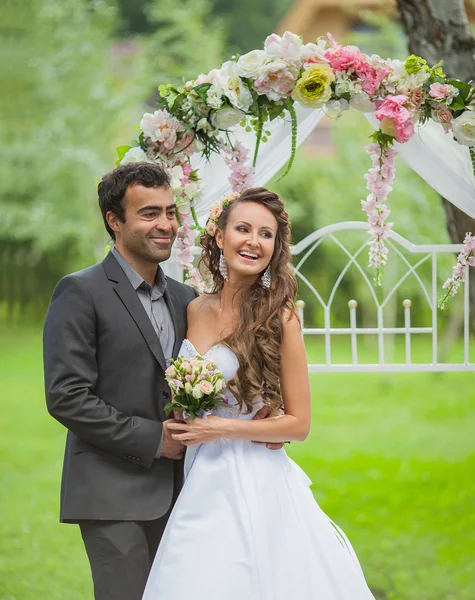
116 31 475 316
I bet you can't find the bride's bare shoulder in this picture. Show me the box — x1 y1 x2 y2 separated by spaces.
187 293 219 320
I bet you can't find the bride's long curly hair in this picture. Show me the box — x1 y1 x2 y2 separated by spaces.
199 187 297 416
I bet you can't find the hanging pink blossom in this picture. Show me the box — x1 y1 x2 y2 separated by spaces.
361 142 397 282
221 139 255 193
439 233 475 309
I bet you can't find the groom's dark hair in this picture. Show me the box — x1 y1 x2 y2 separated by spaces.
98 162 170 240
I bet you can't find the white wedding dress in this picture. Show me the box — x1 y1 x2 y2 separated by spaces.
142 340 376 600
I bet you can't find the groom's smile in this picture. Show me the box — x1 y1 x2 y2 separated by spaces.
106 183 178 284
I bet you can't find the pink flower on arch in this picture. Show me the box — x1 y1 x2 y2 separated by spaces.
429 82 458 103
355 62 392 96
325 45 364 72
375 95 415 143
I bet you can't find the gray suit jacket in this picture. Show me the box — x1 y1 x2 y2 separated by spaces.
43 251 197 522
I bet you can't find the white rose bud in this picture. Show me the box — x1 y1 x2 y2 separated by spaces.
192 384 203 399
236 49 267 79
211 107 245 130
214 378 225 392
184 382 193 394
120 147 150 165
335 78 354 97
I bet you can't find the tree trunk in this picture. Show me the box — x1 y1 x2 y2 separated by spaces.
396 0 475 332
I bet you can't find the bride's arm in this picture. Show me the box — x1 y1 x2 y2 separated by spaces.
168 312 311 444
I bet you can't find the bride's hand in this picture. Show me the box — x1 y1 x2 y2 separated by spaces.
166 415 227 446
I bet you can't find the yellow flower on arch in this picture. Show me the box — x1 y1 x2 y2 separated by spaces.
291 65 335 108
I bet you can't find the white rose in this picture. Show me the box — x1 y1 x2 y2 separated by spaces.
386 60 430 94
236 50 267 79
120 147 151 165
211 106 244 129
216 61 253 111
206 83 224 109
452 112 475 146
184 382 193 394
301 40 328 67
264 31 303 68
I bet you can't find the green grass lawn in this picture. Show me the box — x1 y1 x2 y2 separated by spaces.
1 324 474 600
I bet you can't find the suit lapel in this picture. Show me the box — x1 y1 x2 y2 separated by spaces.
103 252 167 372
164 283 183 359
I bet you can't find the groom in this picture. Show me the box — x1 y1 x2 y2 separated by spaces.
44 162 281 600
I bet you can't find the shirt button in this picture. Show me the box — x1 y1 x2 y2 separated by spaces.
163 390 169 399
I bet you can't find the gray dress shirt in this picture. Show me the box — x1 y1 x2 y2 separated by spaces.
111 247 175 457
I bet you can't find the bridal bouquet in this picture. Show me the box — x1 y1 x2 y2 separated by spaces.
164 356 228 419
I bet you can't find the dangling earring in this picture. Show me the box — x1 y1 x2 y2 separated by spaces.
219 250 228 281
261 265 271 289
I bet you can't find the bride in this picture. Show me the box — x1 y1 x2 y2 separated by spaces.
142 187 376 599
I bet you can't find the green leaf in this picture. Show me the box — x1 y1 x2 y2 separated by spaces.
446 79 473 101
449 99 466 111
193 83 212 101
267 103 285 121
171 94 185 112
369 130 395 146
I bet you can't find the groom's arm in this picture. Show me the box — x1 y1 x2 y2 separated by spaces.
43 275 162 469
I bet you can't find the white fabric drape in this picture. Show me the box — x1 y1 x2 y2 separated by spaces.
191 105 325 219
366 114 475 219
191 107 475 220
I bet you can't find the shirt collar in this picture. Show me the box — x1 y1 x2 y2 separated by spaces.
111 247 167 298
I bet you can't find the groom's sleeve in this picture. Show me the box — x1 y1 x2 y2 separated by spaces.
43 275 162 469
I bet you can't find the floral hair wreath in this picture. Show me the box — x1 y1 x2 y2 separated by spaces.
205 192 241 237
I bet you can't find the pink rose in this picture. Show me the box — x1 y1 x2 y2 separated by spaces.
409 88 425 107
429 82 458 102
194 69 219 86
436 106 454 132
354 61 391 95
325 45 364 72
375 95 415 143
199 380 214 396
431 106 454 133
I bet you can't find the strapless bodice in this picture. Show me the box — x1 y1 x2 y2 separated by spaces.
178 339 263 419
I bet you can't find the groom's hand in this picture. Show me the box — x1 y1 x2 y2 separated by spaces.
252 406 284 450
160 418 186 460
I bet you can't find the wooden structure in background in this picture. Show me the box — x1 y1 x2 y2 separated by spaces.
278 0 475 42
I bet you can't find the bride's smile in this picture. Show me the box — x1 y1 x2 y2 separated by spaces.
215 201 277 282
